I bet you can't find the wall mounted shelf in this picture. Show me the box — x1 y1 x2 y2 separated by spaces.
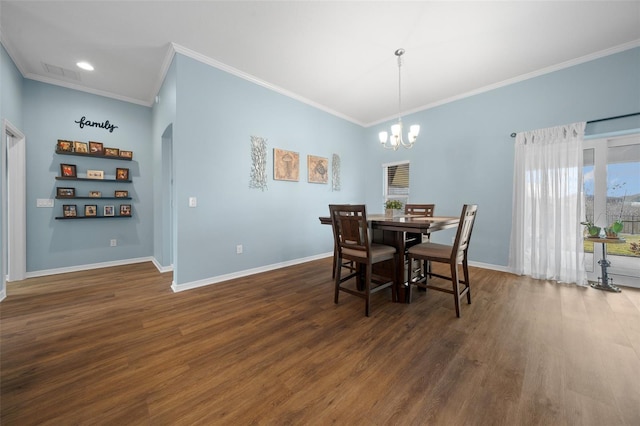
55 177 132 183
55 149 132 161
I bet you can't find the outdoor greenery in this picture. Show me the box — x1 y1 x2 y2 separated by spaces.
584 233 640 256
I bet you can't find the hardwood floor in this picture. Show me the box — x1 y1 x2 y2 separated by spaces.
2 259 639 425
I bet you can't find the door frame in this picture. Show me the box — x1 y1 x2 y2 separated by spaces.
584 133 640 288
2 119 27 284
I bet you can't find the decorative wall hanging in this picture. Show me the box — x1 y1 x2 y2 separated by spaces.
332 153 341 191
307 155 328 184
249 136 268 191
274 148 299 181
74 116 119 133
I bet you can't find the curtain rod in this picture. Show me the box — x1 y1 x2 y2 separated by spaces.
510 112 640 137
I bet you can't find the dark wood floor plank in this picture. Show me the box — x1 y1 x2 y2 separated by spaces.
2 260 639 425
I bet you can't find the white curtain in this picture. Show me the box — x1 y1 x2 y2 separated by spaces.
509 122 587 285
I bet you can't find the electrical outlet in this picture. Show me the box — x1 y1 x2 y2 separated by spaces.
110 239 117 247
236 244 243 254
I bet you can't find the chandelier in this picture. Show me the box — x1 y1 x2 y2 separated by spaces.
379 48 420 150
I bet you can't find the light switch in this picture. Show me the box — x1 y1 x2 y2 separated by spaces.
37 198 54 208
188 197 197 207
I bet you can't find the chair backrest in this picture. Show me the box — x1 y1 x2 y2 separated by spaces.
329 204 370 259
451 204 478 263
405 204 435 217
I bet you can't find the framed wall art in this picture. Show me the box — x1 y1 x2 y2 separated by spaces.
104 205 115 217
273 148 299 182
104 147 120 157
89 191 101 198
119 150 133 159
57 139 73 152
114 190 129 198
116 168 129 180
120 204 132 216
73 141 88 153
63 204 77 217
84 204 97 217
57 187 75 198
88 141 104 154
60 164 77 178
87 170 104 179
307 155 328 184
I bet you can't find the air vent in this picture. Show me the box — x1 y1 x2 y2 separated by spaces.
42 62 80 81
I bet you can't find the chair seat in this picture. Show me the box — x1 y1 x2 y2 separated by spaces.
343 243 396 263
408 242 453 263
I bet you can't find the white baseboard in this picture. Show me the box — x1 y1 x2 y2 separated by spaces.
151 257 173 273
468 261 511 274
25 257 156 279
171 252 333 292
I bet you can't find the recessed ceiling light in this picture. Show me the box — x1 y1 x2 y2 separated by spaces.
76 61 94 71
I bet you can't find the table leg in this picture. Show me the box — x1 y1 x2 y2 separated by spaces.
590 242 622 293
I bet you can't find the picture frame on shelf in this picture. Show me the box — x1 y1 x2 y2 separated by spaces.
84 205 97 217
87 170 104 180
60 164 77 178
116 168 129 180
57 139 73 152
119 150 133 159
63 204 77 217
104 205 115 217
57 187 75 198
73 141 88 153
89 141 104 154
89 191 101 198
104 147 119 157
120 204 132 216
114 190 129 198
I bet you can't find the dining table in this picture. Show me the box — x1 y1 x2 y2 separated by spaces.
319 213 460 302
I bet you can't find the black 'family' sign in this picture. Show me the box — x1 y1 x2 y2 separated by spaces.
74 116 118 133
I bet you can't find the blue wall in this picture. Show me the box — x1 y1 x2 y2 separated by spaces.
366 47 640 268
171 54 365 285
22 81 153 272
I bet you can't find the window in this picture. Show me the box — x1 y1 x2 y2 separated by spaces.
583 134 640 287
383 161 410 204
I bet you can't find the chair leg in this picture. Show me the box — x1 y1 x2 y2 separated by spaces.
450 262 461 318
463 258 471 304
406 254 413 303
365 264 372 317
334 257 342 304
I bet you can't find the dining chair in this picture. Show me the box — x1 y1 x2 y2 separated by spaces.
329 204 397 316
406 204 478 317
404 204 435 281
404 203 435 246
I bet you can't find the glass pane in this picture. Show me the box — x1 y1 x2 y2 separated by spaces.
606 144 640 257
583 148 594 253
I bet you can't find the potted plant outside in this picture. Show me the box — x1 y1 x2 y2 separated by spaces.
385 200 403 217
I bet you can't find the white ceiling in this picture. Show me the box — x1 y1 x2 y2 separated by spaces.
1 1 639 126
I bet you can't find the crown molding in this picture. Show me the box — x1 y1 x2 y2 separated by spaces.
169 42 364 126
368 39 640 127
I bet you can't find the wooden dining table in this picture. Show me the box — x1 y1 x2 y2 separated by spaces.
319 214 460 302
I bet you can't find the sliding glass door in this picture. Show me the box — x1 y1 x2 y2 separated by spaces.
583 133 640 288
